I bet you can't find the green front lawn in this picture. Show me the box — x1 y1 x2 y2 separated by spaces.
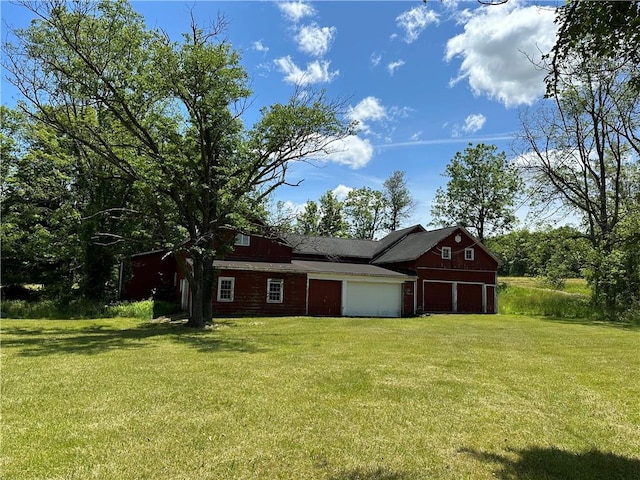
1 315 639 479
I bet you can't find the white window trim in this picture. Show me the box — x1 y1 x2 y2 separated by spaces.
465 247 475 261
235 234 250 246
441 246 451 260
266 278 284 303
217 277 235 302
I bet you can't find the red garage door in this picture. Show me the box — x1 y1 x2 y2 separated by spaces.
458 283 483 313
308 279 342 316
423 282 453 312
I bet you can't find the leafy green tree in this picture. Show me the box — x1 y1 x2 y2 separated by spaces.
519 51 639 318
343 187 386 240
1 107 79 294
4 0 351 327
1 106 151 300
547 1 640 96
383 170 415 231
318 191 348 237
430 143 522 242
296 201 321 235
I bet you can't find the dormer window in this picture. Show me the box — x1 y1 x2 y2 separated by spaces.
465 247 474 261
441 246 451 260
235 233 250 246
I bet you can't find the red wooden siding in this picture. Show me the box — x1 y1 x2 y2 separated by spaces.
416 231 498 272
212 270 307 316
123 251 178 301
402 281 415 317
225 235 292 262
308 279 342 316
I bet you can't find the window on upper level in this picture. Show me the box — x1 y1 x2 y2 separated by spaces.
441 246 451 260
465 247 475 261
235 233 250 246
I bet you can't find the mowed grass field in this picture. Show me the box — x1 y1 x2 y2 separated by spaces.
1 315 639 479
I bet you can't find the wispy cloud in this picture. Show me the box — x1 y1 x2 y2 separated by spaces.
296 23 336 57
277 1 315 23
346 97 387 135
275 56 339 85
396 5 439 43
252 40 269 53
387 60 405 75
453 113 487 136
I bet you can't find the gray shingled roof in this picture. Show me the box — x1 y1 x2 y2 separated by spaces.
372 227 458 264
213 260 308 273
372 225 425 256
213 259 414 279
284 234 379 259
292 260 414 278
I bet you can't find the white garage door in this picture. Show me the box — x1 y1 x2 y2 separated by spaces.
344 281 401 317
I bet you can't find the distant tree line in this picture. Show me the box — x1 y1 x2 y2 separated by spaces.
272 171 416 240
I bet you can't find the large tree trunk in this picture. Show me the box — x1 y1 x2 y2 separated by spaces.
185 251 216 328
187 257 206 328
201 255 216 325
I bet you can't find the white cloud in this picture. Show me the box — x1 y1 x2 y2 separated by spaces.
459 113 486 135
445 2 557 107
387 60 405 75
252 40 269 53
370 53 382 67
314 135 374 169
332 184 353 201
296 23 336 57
275 56 339 85
278 1 316 23
396 5 440 43
346 97 387 134
411 130 423 141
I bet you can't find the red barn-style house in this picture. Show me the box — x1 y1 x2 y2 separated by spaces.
122 225 499 317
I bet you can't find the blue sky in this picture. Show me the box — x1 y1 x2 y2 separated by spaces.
1 0 560 227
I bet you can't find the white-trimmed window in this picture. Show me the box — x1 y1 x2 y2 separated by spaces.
267 279 284 303
465 247 475 261
441 246 451 260
217 277 235 302
235 234 250 246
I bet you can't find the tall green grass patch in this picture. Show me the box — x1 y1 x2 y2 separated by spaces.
0 299 180 320
498 279 594 318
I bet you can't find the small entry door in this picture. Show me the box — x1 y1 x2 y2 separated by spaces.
308 279 342 316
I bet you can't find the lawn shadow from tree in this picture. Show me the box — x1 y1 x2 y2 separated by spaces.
461 446 640 480
1 320 265 357
327 466 410 480
536 315 640 331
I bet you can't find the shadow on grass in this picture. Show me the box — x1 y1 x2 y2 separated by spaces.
0 320 265 357
327 466 409 480
462 446 640 480
536 315 640 331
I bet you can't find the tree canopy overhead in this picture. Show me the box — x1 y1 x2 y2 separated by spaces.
547 0 640 96
3 0 353 326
